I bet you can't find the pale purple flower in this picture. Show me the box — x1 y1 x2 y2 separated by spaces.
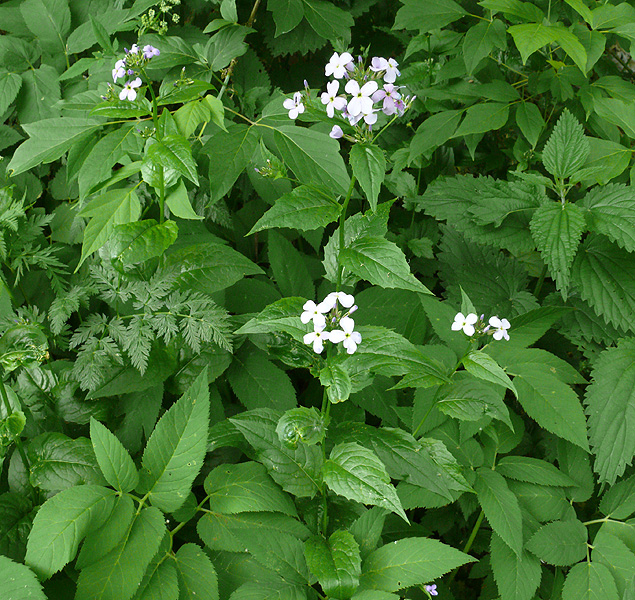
345 79 378 117
329 125 343 139
119 77 142 101
372 83 402 116
283 92 305 119
129 43 140 54
304 324 330 354
425 584 438 596
489 316 510 341
370 57 388 73
384 58 401 83
329 316 362 354
143 44 160 59
325 52 354 79
451 312 478 336
301 300 327 329
320 80 347 118
112 59 126 82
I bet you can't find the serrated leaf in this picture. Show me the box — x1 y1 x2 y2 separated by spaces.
25 485 116 579
358 538 474 592
592 527 635 597
526 520 587 566
90 418 138 493
497 456 576 487
323 442 407 522
0 71 22 115
175 544 219 600
350 143 386 212
134 560 178 600
0 555 45 600
139 370 209 512
453 103 509 137
515 102 545 147
490 533 541 600
542 109 589 179
102 220 178 266
462 350 517 396
508 22 559 63
600 474 635 519
148 134 198 185
562 561 619 600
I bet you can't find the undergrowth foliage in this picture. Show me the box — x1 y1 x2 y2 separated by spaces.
2 0 635 599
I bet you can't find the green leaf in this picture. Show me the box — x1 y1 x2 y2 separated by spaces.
508 22 559 63
102 220 178 267
394 0 467 32
139 370 209 512
148 135 198 185
592 526 635 597
78 187 141 268
273 125 350 195
164 179 202 220
593 97 635 139
305 531 361 600
462 350 517 396
530 202 586 294
20 0 70 54
350 143 386 212
409 110 462 161
463 19 506 75
515 102 545 148
0 71 22 115
277 407 327 447
235 297 306 340
526 520 587 566
479 0 544 21
158 80 214 107
8 117 102 176
542 109 589 179
496 456 577 487
90 418 139 493
75 507 166 600
453 103 509 138
303 0 353 39
513 362 589 450
358 537 474 592
562 562 619 600
323 442 407 522
268 230 314 298
134 560 178 600
586 339 635 484
600 474 635 519
204 461 296 515
339 235 431 294
490 533 541 600
474 468 523 556
268 0 304 36
175 544 219 600
0 492 33 562
174 99 211 138
565 0 593 23
320 362 352 404
580 138 631 185
0 555 45 600
25 485 116 579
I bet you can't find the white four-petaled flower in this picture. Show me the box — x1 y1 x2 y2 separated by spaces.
325 52 354 79
304 325 330 354
119 77 142 101
451 312 478 336
329 316 362 354
345 79 378 117
489 316 511 341
329 125 343 139
383 58 401 83
320 80 347 118
318 291 355 313
112 59 126 83
283 92 305 119
301 300 327 329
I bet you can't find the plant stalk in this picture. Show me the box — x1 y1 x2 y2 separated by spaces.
336 175 357 292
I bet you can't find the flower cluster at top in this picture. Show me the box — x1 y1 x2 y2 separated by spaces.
110 44 160 101
452 312 511 341
301 292 362 355
282 51 415 140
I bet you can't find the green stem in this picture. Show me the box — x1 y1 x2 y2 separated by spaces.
336 175 357 292
533 263 548 298
169 493 211 538
0 376 30 473
447 509 483 585
158 165 165 224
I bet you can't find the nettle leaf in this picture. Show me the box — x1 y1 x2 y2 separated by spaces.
0 555 45 600
350 143 386 212
175 543 219 600
562 562 619 600
394 0 467 32
323 442 408 522
204 461 296 516
249 185 340 234
586 339 635 485
463 19 506 75
571 234 635 333
530 202 586 295
474 468 523 556
25 485 116 579
462 350 516 396
90 418 139 493
305 530 361 599
139 370 209 512
542 109 589 179
526 520 587 566
358 538 474 592
490 532 541 600
515 102 545 147
268 0 304 36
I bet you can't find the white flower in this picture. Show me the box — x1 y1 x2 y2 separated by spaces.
371 83 402 115
345 79 378 117
318 291 355 312
128 43 140 54
325 52 354 79
451 312 478 336
320 80 347 118
369 57 388 73
119 77 142 101
384 58 401 83
283 92 305 119
329 125 343 139
489 316 511 341
301 300 327 329
330 316 362 354
304 324 330 354
112 59 126 83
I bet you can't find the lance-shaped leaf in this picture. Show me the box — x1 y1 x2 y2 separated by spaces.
453 103 509 137
350 143 386 212
139 370 209 512
165 179 202 220
175 544 219 600
0 71 22 115
516 102 545 147
0 555 45 600
409 110 462 161
592 526 635 597
562 561 619 600
490 533 541 600
496 456 576 487
462 350 516 396
90 418 139 493
542 109 589 179
26 485 116 579
323 442 407 522
147 134 198 184
102 220 178 267
463 18 506 75
305 531 361 599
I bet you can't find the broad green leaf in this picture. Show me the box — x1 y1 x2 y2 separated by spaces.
474 468 523 556
249 185 340 234
542 109 589 179
90 418 139 493
580 138 630 185
463 19 506 75
409 110 462 161
501 305 570 349
592 527 635 597
175 544 219 600
102 220 178 267
562 561 619 600
134 560 178 600
268 0 304 36
508 23 559 63
600 474 635 519
204 95 227 131
157 80 214 107
8 117 102 176
551 25 588 73
78 187 141 267
350 143 386 212
323 442 407 522
148 135 198 185
358 537 474 592
453 103 509 137
0 492 33 561
17 65 60 124
204 461 296 515
558 439 594 503
526 520 587 566
139 370 210 512
339 235 431 294
305 531 361 600
515 102 545 147
479 0 544 21
205 25 250 71
273 125 350 195
229 580 309 600
320 362 352 404
497 456 576 487
276 407 327 447
0 71 22 115
165 179 202 220
174 99 211 138
235 297 307 340
0 555 45 600
509 479 570 523
513 362 589 451
565 0 593 23
75 507 166 600
394 0 467 32
268 230 314 298
462 350 516 396
20 0 70 54
303 0 354 39
530 202 586 294
25 485 116 579
490 533 541 600
91 99 152 119
593 97 635 138
586 339 635 484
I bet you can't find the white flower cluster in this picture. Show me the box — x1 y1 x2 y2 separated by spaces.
283 51 415 138
301 292 362 354
110 44 160 101
452 312 510 341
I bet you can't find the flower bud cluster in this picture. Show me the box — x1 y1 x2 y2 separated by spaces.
139 0 180 35
451 312 511 341
301 292 362 354
110 44 160 101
